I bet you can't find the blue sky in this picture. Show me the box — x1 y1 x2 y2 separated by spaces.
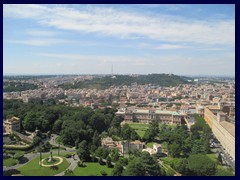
3 4 235 76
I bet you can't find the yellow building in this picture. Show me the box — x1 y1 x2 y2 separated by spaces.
204 107 235 161
3 116 21 134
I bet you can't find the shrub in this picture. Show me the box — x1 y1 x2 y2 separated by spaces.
14 152 24 160
100 170 107 176
3 144 33 151
3 169 20 176
98 158 105 165
63 154 72 158
77 160 86 167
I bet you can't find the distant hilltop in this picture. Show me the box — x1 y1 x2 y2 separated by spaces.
59 74 192 90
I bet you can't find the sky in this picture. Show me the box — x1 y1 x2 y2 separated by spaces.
3 4 235 76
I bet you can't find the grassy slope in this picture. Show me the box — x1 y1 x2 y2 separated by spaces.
73 162 113 176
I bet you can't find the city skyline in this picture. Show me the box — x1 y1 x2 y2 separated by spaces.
3 4 235 76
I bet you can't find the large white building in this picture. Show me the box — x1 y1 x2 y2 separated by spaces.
120 108 184 125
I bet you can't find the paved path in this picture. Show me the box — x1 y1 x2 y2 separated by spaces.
3 153 38 171
3 148 77 172
4 134 78 176
55 156 79 176
49 134 76 152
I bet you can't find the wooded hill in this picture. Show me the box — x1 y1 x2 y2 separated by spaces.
60 74 192 90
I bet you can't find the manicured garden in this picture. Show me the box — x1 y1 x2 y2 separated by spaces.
129 123 149 138
18 154 69 176
72 162 113 176
128 123 149 131
3 157 18 167
135 130 145 138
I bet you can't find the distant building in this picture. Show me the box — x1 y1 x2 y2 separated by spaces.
3 116 21 134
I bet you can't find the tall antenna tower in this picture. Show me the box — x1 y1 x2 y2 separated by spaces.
111 64 113 76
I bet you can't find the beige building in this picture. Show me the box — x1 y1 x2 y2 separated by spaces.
3 116 21 134
204 107 235 161
122 140 145 154
101 137 145 155
123 109 184 125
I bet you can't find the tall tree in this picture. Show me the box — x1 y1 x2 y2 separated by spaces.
77 140 89 162
187 154 216 176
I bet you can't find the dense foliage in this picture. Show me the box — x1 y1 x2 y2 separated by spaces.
3 82 38 92
59 74 191 90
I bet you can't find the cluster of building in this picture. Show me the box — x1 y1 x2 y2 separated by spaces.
101 137 162 156
4 88 65 103
3 76 235 164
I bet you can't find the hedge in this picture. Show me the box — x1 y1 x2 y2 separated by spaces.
3 144 33 151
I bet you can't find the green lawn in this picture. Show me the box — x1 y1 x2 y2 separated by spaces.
136 130 145 138
3 158 18 167
146 142 154 148
128 123 149 131
72 162 113 176
18 154 69 176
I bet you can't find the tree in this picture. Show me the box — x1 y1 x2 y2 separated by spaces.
172 158 188 174
44 141 51 151
140 152 162 176
89 113 106 133
149 120 159 136
106 156 113 168
23 112 38 132
32 136 42 147
168 143 181 158
52 119 63 133
121 124 132 140
187 154 216 176
110 148 119 162
123 152 162 176
100 170 108 176
111 116 123 128
142 129 154 143
92 131 100 147
123 157 145 176
77 140 89 162
112 161 124 176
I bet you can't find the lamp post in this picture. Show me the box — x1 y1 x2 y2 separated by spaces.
58 142 60 156
39 145 43 167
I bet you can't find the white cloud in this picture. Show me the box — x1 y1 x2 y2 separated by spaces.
25 30 59 36
155 44 189 49
7 38 72 46
3 4 235 45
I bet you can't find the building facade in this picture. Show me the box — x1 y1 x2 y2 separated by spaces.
3 117 21 134
122 109 184 125
204 107 235 161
